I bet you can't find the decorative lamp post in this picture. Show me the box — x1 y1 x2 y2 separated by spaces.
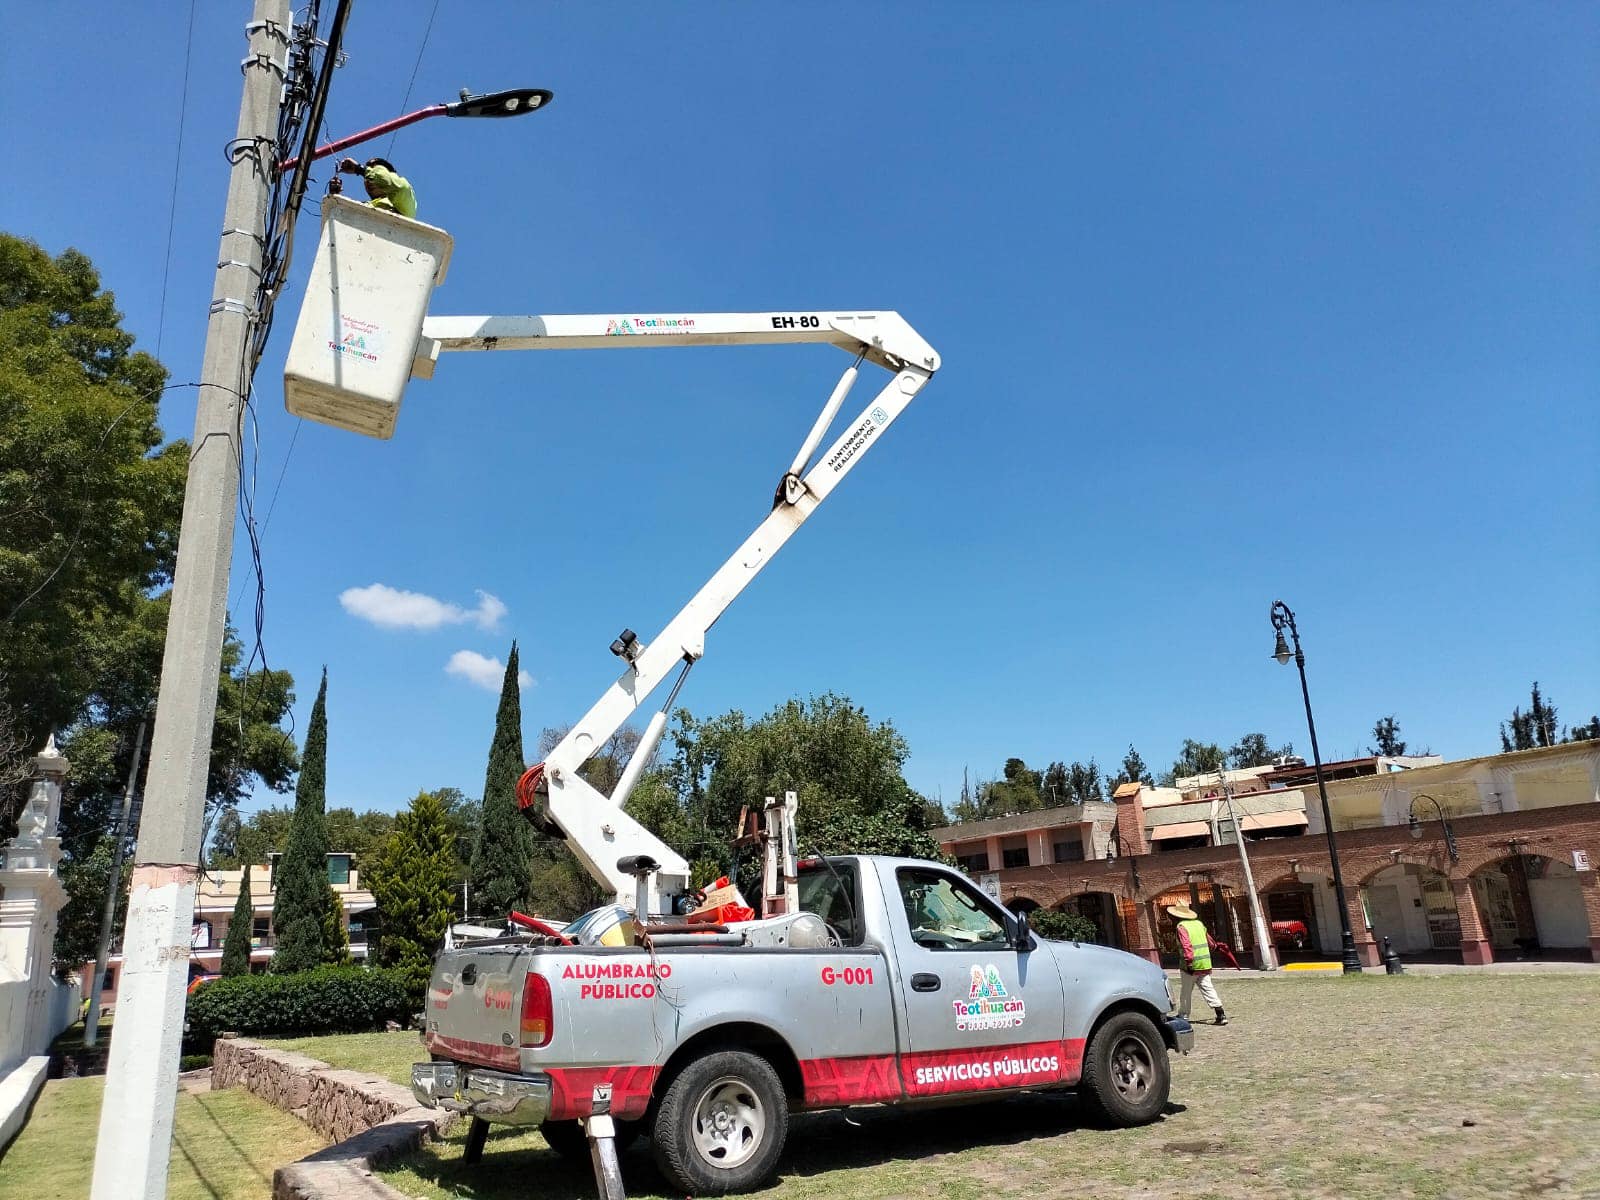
1408 793 1461 865
1270 600 1364 974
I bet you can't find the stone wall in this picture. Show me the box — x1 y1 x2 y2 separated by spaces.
212 1036 456 1143
212 1036 458 1200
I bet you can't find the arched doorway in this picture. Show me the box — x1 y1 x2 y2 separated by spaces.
1471 855 1590 958
1057 891 1123 949
1360 864 1461 957
1148 883 1255 967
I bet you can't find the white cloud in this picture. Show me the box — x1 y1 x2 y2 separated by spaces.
340 584 508 632
446 650 533 693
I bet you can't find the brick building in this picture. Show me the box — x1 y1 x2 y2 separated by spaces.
931 741 1600 968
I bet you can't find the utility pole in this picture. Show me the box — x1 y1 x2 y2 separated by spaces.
1216 765 1277 970
92 3 290 1195
83 715 148 1048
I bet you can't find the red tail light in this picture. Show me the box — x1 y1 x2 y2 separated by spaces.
520 971 553 1047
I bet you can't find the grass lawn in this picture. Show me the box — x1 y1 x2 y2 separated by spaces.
289 975 1600 1200
0 1075 326 1199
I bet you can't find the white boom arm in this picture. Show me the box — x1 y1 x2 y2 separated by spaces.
417 310 940 914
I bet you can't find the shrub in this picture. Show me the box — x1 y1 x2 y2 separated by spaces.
185 965 410 1043
1030 907 1100 943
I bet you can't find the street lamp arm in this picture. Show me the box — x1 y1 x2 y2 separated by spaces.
276 87 553 172
1407 792 1460 864
277 104 447 171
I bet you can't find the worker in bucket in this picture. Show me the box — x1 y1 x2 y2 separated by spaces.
1168 902 1228 1026
334 156 417 218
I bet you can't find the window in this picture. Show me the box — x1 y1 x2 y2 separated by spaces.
1001 845 1030 869
896 867 1009 951
952 842 989 873
326 854 351 885
252 917 271 945
1054 837 1084 863
797 861 863 946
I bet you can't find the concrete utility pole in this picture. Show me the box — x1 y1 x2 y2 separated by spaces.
1216 767 1278 970
91 2 290 1194
83 715 148 1048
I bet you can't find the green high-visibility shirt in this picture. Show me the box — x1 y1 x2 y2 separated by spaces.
1178 919 1212 972
362 163 417 218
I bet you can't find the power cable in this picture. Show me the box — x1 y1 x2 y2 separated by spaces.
154 0 199 361
385 0 441 157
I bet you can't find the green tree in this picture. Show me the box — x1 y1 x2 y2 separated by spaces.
52 627 295 965
468 644 535 920
1165 739 1226 785
221 863 254 976
1109 744 1155 790
368 790 459 1004
1369 715 1407 757
0 235 186 767
1227 733 1292 769
626 693 943 902
272 670 338 972
1501 682 1560 752
1565 716 1600 743
980 757 1043 816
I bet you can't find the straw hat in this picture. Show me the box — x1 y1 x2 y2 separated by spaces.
1166 903 1198 920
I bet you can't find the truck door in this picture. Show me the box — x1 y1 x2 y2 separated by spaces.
889 865 1069 1098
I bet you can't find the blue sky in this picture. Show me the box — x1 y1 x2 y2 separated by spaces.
3 5 1595 816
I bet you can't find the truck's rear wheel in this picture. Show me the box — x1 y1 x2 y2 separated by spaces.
1078 1011 1171 1126
652 1050 788 1195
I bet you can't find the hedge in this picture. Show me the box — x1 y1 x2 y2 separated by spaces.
1029 907 1100 944
185 965 411 1043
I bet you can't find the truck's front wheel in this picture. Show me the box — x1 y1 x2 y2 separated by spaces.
1078 1011 1171 1126
652 1050 788 1195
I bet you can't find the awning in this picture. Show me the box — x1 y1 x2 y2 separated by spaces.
1240 811 1308 831
1149 821 1211 841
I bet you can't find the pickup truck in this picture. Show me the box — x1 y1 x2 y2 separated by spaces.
413 855 1192 1194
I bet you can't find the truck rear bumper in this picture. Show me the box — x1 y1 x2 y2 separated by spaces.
412 1062 551 1126
1162 1015 1195 1054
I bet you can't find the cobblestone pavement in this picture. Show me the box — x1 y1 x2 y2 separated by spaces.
378 974 1600 1200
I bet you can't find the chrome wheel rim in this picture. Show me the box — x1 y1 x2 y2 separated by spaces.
690 1076 765 1169
1110 1034 1155 1102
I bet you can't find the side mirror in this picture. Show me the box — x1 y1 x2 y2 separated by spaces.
1013 909 1032 952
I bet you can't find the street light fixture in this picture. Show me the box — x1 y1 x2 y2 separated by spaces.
276 87 554 172
1408 793 1460 864
1269 599 1364 975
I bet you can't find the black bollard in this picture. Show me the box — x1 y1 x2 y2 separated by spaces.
1382 935 1404 975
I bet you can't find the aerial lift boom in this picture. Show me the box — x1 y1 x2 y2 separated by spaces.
416 310 940 915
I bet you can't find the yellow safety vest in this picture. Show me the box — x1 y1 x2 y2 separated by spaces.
1178 919 1211 972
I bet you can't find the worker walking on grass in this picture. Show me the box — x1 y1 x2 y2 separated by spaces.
335 156 417 218
1168 903 1228 1026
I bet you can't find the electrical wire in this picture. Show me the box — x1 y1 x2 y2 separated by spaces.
154 0 199 361
385 0 441 157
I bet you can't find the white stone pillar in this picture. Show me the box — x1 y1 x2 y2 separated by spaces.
0 737 71 1066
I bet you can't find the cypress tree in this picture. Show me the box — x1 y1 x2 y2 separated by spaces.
220 863 254 976
370 790 459 1005
468 643 535 918
272 669 334 972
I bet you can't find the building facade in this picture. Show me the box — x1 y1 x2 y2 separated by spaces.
85 853 376 1013
932 741 1600 968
